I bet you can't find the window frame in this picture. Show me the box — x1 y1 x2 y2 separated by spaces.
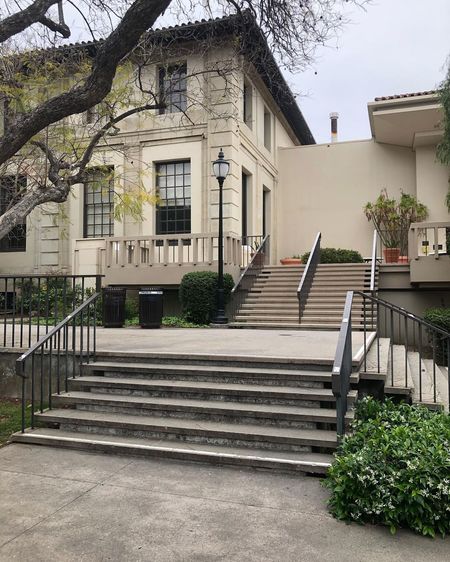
158 63 188 115
243 78 253 129
263 106 272 152
83 166 115 239
155 160 191 235
0 175 27 253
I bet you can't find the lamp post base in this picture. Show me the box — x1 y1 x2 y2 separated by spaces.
211 314 228 325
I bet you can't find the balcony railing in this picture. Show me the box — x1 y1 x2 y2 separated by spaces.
105 233 242 268
409 221 450 283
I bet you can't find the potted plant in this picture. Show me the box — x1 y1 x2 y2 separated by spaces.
250 239 265 266
280 255 302 265
364 190 428 263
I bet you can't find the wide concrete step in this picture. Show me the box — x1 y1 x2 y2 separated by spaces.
71 376 357 403
54 391 350 427
245 296 299 303
34 409 339 451
422 359 449 409
83 361 337 385
310 281 371 287
235 314 299 322
316 264 372 269
313 270 373 276
11 428 333 474
230 321 329 330
240 303 299 311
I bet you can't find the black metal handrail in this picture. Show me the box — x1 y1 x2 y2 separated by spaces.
332 291 354 436
16 291 101 433
1 274 102 349
297 232 321 321
370 229 378 292
229 234 270 320
333 290 450 436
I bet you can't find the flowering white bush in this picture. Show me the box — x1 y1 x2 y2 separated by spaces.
324 397 450 538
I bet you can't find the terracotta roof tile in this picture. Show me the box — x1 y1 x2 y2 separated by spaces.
374 90 437 101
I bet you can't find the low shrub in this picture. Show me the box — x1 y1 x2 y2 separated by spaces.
324 397 450 538
423 307 450 365
424 307 450 334
301 247 364 264
162 316 208 328
179 271 234 325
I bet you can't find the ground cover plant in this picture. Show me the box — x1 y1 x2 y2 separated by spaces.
324 397 450 538
0 400 31 446
301 248 363 264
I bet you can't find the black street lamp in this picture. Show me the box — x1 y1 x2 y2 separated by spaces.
212 148 230 324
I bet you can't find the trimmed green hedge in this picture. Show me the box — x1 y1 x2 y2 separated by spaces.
301 247 364 264
324 398 450 538
424 307 450 334
423 307 450 365
179 271 234 325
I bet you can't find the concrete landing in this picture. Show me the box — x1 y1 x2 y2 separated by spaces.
93 327 371 363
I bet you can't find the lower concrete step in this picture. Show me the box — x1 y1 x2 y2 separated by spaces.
11 428 333 474
71 376 355 404
33 409 339 452
53 391 352 428
82 361 338 385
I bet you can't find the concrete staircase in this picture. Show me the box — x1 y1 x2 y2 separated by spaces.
232 263 376 330
11 354 358 474
361 338 449 410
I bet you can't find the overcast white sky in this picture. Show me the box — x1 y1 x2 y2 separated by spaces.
292 0 450 144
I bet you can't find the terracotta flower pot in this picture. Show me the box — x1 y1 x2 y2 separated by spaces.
280 258 302 266
398 255 409 264
383 248 401 263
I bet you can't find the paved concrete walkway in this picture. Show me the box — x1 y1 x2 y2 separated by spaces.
3 326 371 362
94 328 370 362
0 444 448 561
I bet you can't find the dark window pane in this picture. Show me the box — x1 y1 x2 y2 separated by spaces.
83 167 115 238
159 63 187 115
0 175 27 252
155 160 191 235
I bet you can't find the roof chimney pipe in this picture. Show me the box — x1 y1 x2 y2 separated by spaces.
330 112 339 143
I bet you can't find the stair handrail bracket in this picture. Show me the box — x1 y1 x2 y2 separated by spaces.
15 291 101 434
332 291 354 437
297 232 321 322
229 234 270 320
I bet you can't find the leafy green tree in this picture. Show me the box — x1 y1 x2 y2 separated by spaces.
436 64 450 210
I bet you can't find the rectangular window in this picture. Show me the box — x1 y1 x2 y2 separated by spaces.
242 172 248 243
0 175 27 252
263 106 272 151
243 79 253 128
83 167 115 238
156 161 191 234
159 63 187 114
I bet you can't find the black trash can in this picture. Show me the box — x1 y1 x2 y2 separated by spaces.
102 287 126 328
139 287 163 328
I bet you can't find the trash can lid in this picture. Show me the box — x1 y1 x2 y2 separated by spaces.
140 287 163 294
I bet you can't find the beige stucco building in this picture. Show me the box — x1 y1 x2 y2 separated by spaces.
1 16 449 314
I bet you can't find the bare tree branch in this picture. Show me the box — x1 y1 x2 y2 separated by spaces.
0 0 65 43
0 0 171 167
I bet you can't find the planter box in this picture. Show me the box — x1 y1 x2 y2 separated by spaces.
280 258 302 266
